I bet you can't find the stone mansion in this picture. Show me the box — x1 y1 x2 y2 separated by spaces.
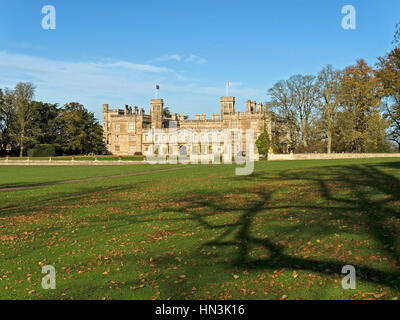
102 97 291 157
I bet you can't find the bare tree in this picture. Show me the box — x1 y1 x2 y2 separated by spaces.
286 75 319 147
267 80 299 149
394 22 400 46
317 65 341 153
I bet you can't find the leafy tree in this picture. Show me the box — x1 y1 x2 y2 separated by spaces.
163 107 171 118
0 89 16 154
376 48 400 151
255 129 271 157
31 101 59 145
55 102 105 155
338 60 387 152
0 89 4 152
317 65 341 153
8 82 38 157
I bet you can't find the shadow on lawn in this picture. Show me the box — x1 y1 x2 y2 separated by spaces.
158 161 400 295
0 184 137 218
2 160 400 298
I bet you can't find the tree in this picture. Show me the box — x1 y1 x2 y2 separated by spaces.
163 107 171 118
317 65 341 153
267 81 299 149
394 22 400 46
0 89 4 152
287 74 319 147
0 89 16 154
268 75 319 149
338 60 387 152
8 82 37 157
55 102 105 155
255 129 271 157
31 101 59 145
376 47 400 151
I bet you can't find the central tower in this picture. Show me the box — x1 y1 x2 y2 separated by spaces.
150 99 164 128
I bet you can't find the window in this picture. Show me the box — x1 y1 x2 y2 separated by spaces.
115 145 120 152
128 122 135 131
115 135 119 142
129 146 136 153
129 135 136 141
115 124 120 131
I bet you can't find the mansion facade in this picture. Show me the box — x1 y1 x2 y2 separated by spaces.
102 97 291 158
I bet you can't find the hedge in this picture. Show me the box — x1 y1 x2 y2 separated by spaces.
27 144 56 157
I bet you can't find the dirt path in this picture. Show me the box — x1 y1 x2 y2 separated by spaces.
0 165 198 193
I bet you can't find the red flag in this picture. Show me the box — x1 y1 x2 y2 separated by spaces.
156 84 160 90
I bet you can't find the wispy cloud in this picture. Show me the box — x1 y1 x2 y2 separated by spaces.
184 54 207 65
149 54 207 65
0 51 264 120
148 54 183 63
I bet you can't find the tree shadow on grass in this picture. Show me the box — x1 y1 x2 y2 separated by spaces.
0 184 138 218
155 161 400 296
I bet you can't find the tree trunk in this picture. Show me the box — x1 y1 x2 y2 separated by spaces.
327 130 332 154
19 144 23 158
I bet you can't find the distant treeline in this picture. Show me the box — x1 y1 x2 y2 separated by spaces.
0 83 105 156
265 24 400 154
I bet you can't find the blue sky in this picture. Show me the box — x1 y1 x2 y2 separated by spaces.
0 0 399 121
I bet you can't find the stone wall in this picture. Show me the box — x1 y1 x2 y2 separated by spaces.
267 153 400 161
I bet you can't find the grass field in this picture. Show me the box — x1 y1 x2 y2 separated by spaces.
0 155 145 161
0 158 399 300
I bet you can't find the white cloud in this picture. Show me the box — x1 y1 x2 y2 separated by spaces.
149 54 207 65
0 51 264 120
148 54 183 63
184 54 207 65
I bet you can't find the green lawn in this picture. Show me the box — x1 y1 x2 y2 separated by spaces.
0 164 183 189
0 158 399 300
0 155 145 161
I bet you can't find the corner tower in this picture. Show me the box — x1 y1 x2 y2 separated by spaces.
220 96 235 120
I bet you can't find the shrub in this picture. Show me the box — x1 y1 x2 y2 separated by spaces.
255 129 271 156
27 144 56 157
